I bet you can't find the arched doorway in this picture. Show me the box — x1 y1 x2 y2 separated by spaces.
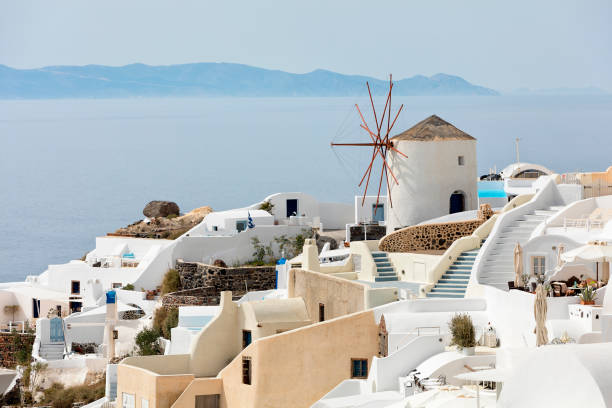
449 191 465 214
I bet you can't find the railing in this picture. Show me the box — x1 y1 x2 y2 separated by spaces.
394 326 442 351
562 218 603 230
560 173 581 185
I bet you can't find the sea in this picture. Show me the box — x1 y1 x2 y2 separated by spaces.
1 95 611 282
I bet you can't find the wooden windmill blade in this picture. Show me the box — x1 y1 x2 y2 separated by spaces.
330 75 407 214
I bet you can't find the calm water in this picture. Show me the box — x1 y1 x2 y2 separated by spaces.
1 95 611 282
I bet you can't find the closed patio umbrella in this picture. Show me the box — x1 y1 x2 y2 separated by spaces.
557 244 566 268
514 243 524 288
534 284 548 347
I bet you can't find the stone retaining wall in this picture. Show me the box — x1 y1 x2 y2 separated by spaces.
0 332 35 368
379 204 493 253
162 261 276 307
349 225 387 242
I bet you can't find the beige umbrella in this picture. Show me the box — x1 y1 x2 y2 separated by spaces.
514 242 524 288
534 284 548 346
557 244 566 268
561 242 612 281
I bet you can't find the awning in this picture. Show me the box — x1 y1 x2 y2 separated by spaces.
561 243 612 263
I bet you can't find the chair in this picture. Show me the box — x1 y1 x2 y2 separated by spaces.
551 282 567 296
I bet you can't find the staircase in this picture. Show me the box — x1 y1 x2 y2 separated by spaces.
39 343 64 361
478 206 563 290
372 252 398 282
427 248 480 298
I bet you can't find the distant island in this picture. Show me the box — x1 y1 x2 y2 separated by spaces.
0 62 499 99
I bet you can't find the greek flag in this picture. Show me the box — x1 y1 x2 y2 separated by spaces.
247 211 255 229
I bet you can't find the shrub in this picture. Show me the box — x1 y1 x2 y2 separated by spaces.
163 308 179 339
448 313 476 349
11 332 32 366
152 307 178 340
166 227 190 240
213 259 227 267
122 283 135 291
40 378 106 408
135 328 163 356
258 201 275 214
161 268 181 295
166 213 179 219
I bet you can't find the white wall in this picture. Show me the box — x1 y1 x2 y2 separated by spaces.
354 196 388 225
170 225 307 267
198 210 273 233
367 334 445 392
250 192 352 230
386 139 478 231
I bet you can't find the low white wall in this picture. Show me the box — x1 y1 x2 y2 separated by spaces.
171 225 306 266
481 285 579 348
386 252 441 284
367 334 445 392
349 241 380 282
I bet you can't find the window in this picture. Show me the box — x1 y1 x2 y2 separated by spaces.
532 256 545 276
69 301 82 313
32 298 40 319
242 330 252 349
242 357 252 385
372 204 384 223
71 280 81 295
458 156 465 166
195 395 219 408
121 393 135 408
212 226 218 231
141 398 149 408
351 359 368 378
112 282 122 289
319 303 325 322
236 220 247 232
286 199 298 218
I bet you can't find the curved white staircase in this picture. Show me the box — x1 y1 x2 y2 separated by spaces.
478 206 564 290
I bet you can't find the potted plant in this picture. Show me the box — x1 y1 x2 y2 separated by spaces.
449 313 476 355
580 285 596 305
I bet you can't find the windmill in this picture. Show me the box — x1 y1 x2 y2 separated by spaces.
330 75 407 214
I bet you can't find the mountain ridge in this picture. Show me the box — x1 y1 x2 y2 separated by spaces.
0 62 499 99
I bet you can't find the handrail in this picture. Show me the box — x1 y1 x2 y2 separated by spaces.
394 326 442 350
417 326 441 336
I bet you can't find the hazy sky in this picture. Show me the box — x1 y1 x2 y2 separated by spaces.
1 0 611 91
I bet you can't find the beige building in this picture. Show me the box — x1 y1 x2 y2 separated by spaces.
116 265 393 408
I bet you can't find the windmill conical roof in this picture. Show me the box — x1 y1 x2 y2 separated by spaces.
391 115 475 142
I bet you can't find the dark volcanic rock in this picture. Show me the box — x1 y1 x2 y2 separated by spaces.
316 235 339 252
143 201 180 218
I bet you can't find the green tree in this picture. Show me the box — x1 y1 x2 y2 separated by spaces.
135 328 163 356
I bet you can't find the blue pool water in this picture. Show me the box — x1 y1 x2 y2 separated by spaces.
478 181 506 197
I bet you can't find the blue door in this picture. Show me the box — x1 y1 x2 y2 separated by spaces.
50 317 64 343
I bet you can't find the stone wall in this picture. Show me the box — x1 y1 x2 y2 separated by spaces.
162 261 276 307
349 225 387 242
379 204 493 253
0 332 35 368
